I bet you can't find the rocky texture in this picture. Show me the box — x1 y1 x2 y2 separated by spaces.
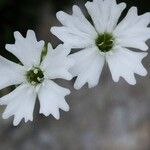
0 0 150 150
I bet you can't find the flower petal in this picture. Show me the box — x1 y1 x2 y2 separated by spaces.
114 7 150 51
41 43 74 80
69 47 105 89
85 0 126 33
0 84 37 126
0 56 26 90
5 30 45 67
38 80 70 119
106 47 147 85
51 5 97 48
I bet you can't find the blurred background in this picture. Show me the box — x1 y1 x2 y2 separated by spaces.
0 0 150 150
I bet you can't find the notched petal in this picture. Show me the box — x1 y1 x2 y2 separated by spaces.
0 84 36 126
41 44 74 80
5 30 45 66
38 80 70 119
106 47 148 85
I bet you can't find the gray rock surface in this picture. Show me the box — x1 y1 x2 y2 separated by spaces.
0 1 150 150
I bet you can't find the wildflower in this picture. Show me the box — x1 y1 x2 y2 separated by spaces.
51 0 150 89
0 30 73 126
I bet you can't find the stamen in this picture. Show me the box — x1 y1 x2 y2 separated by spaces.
96 32 114 53
98 42 104 46
31 81 36 85
34 69 39 74
26 67 44 86
37 77 42 82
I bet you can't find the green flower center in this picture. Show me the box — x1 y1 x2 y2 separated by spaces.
96 32 114 52
26 67 44 85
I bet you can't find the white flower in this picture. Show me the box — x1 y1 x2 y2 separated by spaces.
0 30 74 126
51 0 150 89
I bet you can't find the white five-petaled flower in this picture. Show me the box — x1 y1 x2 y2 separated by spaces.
51 0 150 89
0 30 74 126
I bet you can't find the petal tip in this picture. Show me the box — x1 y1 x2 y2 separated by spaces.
129 81 136 86
120 2 127 9
74 84 81 90
54 113 60 120
50 27 56 34
65 105 70 112
2 113 8 119
56 11 65 19
88 83 97 89
65 89 71 95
